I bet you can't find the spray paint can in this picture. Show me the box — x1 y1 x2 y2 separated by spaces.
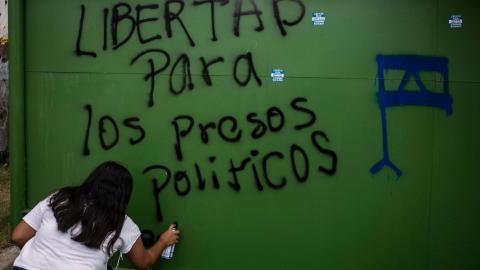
161 222 178 260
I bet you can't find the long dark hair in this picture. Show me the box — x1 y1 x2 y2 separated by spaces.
49 161 133 254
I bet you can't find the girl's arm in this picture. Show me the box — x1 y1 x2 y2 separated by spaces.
126 224 180 270
12 221 37 248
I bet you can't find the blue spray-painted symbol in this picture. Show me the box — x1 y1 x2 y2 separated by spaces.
370 55 453 177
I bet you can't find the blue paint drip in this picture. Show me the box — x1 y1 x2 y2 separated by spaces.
370 55 453 177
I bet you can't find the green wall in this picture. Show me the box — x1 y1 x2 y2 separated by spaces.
10 0 480 269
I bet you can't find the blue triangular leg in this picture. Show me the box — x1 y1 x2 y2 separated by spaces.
370 158 403 177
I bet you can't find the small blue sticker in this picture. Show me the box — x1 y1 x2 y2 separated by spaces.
271 69 285 82
449 15 462 29
312 12 326 26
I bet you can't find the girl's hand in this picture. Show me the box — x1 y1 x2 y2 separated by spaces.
159 224 180 246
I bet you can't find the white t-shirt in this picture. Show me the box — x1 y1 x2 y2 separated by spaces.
14 196 141 270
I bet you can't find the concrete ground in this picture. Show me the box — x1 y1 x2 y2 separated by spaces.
0 246 19 270
0 165 15 270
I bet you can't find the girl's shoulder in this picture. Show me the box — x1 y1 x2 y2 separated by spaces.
121 215 141 235
115 215 142 254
